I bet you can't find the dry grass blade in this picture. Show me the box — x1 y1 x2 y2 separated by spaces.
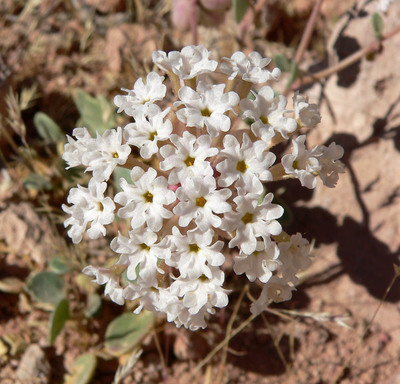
5 89 26 141
19 84 38 111
192 312 259 377
215 284 249 384
113 348 142 384
270 308 352 330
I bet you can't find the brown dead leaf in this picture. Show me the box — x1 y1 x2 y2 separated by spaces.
16 344 50 384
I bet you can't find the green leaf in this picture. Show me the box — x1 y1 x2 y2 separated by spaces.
60 163 85 183
372 12 384 41
233 0 249 24
120 266 140 286
65 353 97 384
49 298 69 344
73 90 117 136
113 166 132 192
286 61 301 89
274 54 291 73
85 293 102 318
49 256 74 275
33 112 65 142
27 271 65 304
248 89 257 100
104 311 153 356
23 174 52 191
273 194 293 227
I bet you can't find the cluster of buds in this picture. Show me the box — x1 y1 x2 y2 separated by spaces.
62 45 344 330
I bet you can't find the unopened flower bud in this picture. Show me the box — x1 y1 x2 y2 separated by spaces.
171 0 197 31
200 0 231 11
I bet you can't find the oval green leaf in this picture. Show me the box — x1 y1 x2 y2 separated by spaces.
104 311 153 356
85 293 102 318
274 53 291 73
65 353 97 384
49 298 69 345
49 256 74 275
73 90 117 136
372 12 384 41
27 271 65 304
113 166 133 193
286 61 301 88
23 174 53 191
233 0 249 24
33 112 65 142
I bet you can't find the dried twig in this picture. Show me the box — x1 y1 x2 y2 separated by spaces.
215 284 249 384
291 24 400 90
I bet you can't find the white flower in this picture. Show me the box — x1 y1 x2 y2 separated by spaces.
123 105 172 159
241 86 297 140
221 193 283 255
114 71 166 116
282 136 344 188
159 132 218 184
172 304 209 331
220 51 281 83
83 266 124 305
174 176 232 231
277 233 312 285
216 133 275 193
317 142 345 188
61 45 345 331
169 266 229 316
293 93 321 127
115 167 175 232
123 282 164 314
233 239 280 283
82 127 131 182
62 127 94 169
155 293 210 331
111 227 165 286
282 135 321 189
174 81 239 137
62 178 115 244
249 233 312 314
152 45 218 79
250 275 294 314
165 227 225 279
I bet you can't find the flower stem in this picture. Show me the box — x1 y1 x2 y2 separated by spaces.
291 24 400 90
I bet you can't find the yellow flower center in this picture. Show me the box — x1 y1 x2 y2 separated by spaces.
201 107 212 117
189 244 200 253
184 156 195 167
196 197 207 207
236 160 248 173
241 212 253 224
140 243 150 251
143 191 153 203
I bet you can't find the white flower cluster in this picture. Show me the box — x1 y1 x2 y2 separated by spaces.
62 45 345 331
